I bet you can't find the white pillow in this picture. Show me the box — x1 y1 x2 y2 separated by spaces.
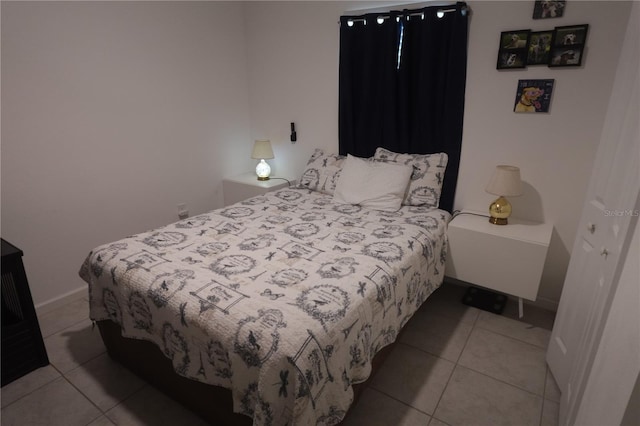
374 148 448 208
333 155 413 212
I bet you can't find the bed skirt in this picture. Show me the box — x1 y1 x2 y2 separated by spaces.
97 320 397 425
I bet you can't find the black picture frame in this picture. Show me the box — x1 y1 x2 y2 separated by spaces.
532 0 566 19
513 79 555 113
527 31 554 65
549 24 588 67
497 30 531 70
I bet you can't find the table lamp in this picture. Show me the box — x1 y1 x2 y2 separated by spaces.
251 139 274 181
485 165 523 225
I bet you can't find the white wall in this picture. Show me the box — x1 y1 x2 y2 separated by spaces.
244 0 633 310
1 2 253 306
244 1 347 178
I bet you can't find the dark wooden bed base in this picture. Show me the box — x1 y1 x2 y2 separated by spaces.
98 319 398 425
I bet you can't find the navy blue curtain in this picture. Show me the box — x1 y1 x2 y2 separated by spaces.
339 2 468 212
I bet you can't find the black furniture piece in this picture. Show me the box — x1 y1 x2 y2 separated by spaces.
1 239 49 386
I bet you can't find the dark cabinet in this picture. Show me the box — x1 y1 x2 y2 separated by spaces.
1 239 49 386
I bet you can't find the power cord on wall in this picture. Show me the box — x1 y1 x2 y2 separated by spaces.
268 177 294 187
451 210 490 220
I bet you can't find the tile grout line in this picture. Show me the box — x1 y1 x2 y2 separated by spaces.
429 304 481 420
365 385 434 419
456 315 549 399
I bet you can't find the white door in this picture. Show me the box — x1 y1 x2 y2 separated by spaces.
546 4 640 425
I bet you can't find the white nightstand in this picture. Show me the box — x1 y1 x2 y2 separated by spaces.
445 211 552 317
222 172 294 206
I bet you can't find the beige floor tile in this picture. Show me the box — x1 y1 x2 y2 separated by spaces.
44 318 106 373
342 387 432 426
434 366 543 426
369 343 455 415
105 385 209 426
65 353 146 412
87 415 117 426
541 399 559 426
422 283 481 325
0 376 101 426
0 365 61 408
400 309 474 362
429 417 451 426
476 311 551 348
37 297 90 338
458 328 547 395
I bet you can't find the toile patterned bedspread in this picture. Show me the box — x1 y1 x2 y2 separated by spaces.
79 188 449 426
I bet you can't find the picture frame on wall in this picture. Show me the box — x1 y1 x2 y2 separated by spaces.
549 24 589 67
497 30 531 69
527 31 554 65
514 79 555 113
532 0 566 19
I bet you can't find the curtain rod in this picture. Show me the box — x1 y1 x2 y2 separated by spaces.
341 5 467 25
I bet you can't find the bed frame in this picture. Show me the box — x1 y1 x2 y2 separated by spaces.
98 319 399 425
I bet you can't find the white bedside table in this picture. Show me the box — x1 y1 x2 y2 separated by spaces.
222 172 294 206
445 211 552 317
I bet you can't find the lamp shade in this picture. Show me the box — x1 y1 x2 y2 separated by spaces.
485 165 523 196
251 139 274 160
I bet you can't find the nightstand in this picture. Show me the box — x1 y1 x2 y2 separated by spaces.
222 172 294 206
445 211 552 317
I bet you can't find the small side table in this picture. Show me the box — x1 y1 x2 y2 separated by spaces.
222 172 294 206
445 211 553 317
1 239 49 386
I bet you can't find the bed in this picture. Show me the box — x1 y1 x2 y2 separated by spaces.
80 148 454 425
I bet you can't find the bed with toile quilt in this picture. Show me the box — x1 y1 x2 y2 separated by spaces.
79 147 451 426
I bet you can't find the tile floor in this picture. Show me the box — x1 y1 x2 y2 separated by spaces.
1 282 560 426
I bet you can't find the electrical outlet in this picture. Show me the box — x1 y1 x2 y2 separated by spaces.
177 203 189 220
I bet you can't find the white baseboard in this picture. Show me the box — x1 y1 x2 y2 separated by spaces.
35 286 87 316
530 296 559 312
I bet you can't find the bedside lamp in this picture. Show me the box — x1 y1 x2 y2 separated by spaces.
485 165 523 225
251 139 274 181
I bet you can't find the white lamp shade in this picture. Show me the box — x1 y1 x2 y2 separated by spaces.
485 165 523 196
251 139 274 160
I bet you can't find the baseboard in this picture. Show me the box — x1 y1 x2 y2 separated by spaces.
35 286 87 316
530 296 559 312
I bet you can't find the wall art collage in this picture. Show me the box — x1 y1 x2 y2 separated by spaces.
497 1 589 113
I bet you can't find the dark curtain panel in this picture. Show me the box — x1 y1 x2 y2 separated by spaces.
338 12 401 158
339 2 469 212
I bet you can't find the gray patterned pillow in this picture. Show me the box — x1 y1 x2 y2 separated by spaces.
373 148 448 208
297 149 346 195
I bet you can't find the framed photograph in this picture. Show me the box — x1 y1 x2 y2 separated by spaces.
527 31 553 65
533 0 566 19
552 24 589 46
549 24 588 67
497 30 531 69
514 79 555 113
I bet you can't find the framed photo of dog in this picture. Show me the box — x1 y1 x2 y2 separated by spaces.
497 30 531 69
527 31 554 66
549 24 588 67
514 79 555 113
532 0 566 19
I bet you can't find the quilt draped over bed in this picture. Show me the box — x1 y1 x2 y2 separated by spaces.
79 188 449 425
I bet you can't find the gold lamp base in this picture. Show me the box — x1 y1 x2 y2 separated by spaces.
257 176 270 181
489 196 512 225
